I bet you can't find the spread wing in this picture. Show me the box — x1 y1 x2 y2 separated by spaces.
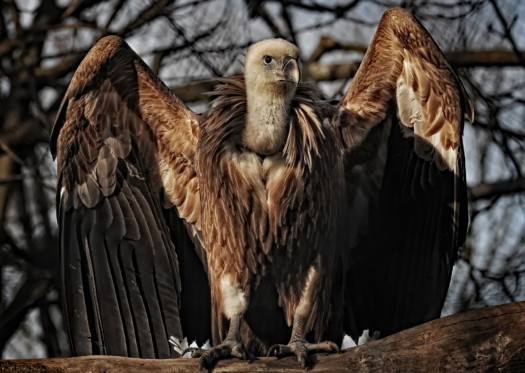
337 8 473 339
50 36 209 357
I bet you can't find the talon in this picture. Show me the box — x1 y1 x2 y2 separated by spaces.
299 354 307 369
182 346 202 358
238 347 255 361
267 339 339 368
195 338 252 369
318 340 340 354
199 353 214 370
266 344 280 357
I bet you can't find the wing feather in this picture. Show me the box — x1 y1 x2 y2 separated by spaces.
52 35 208 357
338 8 471 339
338 7 473 172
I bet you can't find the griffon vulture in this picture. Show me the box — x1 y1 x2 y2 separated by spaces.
51 7 473 368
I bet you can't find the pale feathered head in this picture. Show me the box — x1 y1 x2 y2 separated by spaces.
244 38 300 99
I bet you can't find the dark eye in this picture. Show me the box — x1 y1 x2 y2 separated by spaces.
263 55 273 64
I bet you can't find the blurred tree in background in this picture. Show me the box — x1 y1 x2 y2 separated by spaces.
0 0 523 358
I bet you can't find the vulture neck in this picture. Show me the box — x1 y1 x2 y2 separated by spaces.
243 87 293 156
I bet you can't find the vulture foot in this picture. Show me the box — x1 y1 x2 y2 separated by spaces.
191 338 255 369
267 339 339 368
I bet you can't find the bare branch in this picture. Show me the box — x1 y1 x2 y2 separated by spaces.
469 178 525 200
489 0 525 67
2 301 524 371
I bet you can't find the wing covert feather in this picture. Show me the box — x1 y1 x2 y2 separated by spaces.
52 35 206 357
338 7 473 172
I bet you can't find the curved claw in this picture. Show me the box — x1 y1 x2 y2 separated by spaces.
267 339 339 368
267 344 276 357
181 346 203 358
198 338 255 370
320 341 340 354
267 343 286 357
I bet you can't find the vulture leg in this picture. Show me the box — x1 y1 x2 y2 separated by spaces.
267 316 339 368
190 313 254 369
267 266 339 368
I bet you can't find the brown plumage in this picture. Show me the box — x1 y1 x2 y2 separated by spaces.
51 7 472 367
198 76 343 351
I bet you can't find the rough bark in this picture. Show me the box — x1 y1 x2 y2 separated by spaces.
1 301 524 372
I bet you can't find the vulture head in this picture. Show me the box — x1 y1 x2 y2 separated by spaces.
243 38 300 155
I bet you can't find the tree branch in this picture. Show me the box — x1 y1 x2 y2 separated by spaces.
469 177 525 201
308 36 525 67
169 45 525 102
489 0 525 67
2 301 524 371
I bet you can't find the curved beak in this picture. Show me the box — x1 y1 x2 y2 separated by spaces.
282 56 300 84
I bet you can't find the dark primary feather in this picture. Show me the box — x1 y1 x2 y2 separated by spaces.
58 137 183 357
337 8 471 339
52 35 208 358
343 111 468 338
164 208 211 347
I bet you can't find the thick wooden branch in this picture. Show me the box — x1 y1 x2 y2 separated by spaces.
2 301 524 372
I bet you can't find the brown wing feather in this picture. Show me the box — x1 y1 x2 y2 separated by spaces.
338 7 473 171
52 35 209 357
337 8 472 339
